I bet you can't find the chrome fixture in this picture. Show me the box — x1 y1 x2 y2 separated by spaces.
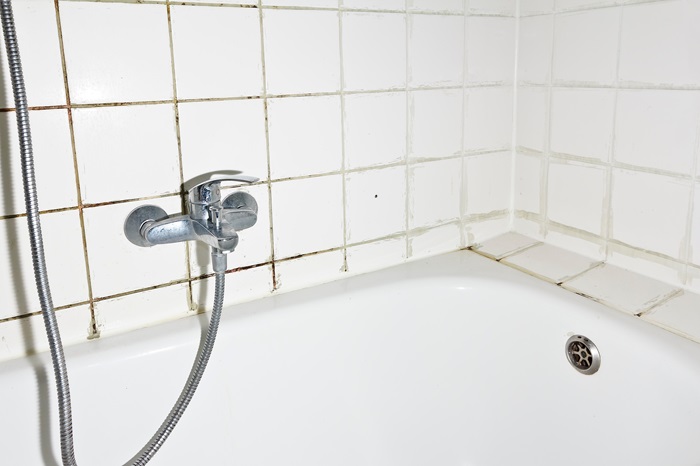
125 172 259 273
565 335 601 375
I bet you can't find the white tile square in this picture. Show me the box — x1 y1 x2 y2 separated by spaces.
518 15 553 84
516 87 547 151
346 166 406 244
84 197 188 298
409 159 461 228
408 0 464 12
548 160 606 235
643 292 700 342
607 242 684 287
502 243 598 283
409 223 461 259
611 169 691 259
464 87 513 151
188 183 272 276
268 96 342 179
264 0 337 6
344 92 406 169
464 216 511 247
342 12 406 91
171 6 263 99
275 250 346 292
0 110 76 217
520 0 554 15
408 14 464 87
466 17 516 84
0 0 65 108
552 8 620 84
60 2 172 104
272 175 344 258
0 211 89 319
464 152 511 216
556 0 616 10
514 153 542 214
614 90 700 174
410 89 463 159
263 9 340 95
619 1 700 86
178 100 268 182
346 237 406 275
95 284 191 338
563 263 679 314
550 89 615 161
692 183 700 265
191 265 273 312
469 0 516 15
73 104 180 204
546 229 604 260
473 232 540 260
342 0 405 10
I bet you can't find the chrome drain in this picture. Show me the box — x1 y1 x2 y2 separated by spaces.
565 335 600 375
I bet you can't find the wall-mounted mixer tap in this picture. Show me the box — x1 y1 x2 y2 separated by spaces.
124 172 259 273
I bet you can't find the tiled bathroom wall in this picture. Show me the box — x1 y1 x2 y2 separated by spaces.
514 0 700 293
0 0 516 360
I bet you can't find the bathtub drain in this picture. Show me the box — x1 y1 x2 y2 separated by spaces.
565 335 600 375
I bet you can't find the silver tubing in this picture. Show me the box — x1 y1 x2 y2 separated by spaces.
0 2 227 464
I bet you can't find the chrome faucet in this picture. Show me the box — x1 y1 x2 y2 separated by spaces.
124 172 259 272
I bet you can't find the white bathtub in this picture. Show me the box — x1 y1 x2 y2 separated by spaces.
2 250 700 465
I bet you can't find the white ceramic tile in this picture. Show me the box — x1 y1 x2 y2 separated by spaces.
410 89 463 159
409 159 461 229
275 250 346 292
692 184 700 266
73 104 180 204
514 153 542 214
0 211 89 319
563 263 679 314
83 197 188 298
516 87 547 151
464 216 511 246
607 242 685 287
550 89 615 161
0 0 65 108
95 284 191 338
472 232 540 260
520 0 554 15
178 100 268 182
408 14 464 87
60 2 172 104
345 166 406 244
688 266 700 294
466 17 516 84
611 169 690 259
518 15 553 84
344 92 406 169
342 12 406 91
408 0 464 13
409 223 461 259
464 87 513 151
643 292 700 341
468 0 516 15
342 0 405 10
512 215 544 239
619 1 700 86
263 9 340 95
186 0 256 3
545 228 605 260
556 0 616 10
548 160 606 235
503 243 598 283
188 184 272 276
0 110 76 217
191 265 273 311
614 90 700 175
267 96 341 179
0 305 90 363
272 175 343 258
171 6 263 100
346 237 406 275
264 0 337 6
464 152 511 215
552 8 620 84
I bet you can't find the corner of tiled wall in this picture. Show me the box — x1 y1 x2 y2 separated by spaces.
0 0 518 361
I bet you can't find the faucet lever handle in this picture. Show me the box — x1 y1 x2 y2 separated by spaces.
185 172 259 220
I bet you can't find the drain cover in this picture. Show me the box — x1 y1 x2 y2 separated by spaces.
565 335 600 375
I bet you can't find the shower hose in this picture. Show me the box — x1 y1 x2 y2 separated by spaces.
1 2 226 465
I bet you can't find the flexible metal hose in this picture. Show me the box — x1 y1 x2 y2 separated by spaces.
1 2 227 464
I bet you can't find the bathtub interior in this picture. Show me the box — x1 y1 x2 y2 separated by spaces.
2 251 700 465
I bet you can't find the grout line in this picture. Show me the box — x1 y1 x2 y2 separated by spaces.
635 288 683 317
404 0 411 259
458 0 467 248
53 0 99 339
338 3 348 272
682 101 700 284
508 0 520 230
540 7 556 240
